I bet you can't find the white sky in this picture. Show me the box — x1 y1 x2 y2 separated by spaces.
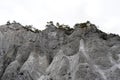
0 0 120 34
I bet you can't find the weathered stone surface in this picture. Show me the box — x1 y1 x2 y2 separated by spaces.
0 21 120 80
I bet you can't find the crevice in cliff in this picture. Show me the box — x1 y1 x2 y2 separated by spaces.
79 39 107 80
0 45 19 79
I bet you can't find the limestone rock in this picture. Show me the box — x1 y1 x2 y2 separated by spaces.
0 21 120 80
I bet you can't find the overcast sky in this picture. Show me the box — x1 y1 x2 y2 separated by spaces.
0 0 120 34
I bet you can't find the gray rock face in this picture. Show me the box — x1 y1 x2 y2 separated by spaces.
0 21 120 80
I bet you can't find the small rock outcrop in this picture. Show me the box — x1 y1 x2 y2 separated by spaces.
0 21 120 80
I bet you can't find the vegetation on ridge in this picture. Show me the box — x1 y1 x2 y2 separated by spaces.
5 20 120 39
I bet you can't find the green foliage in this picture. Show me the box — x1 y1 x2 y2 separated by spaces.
80 23 87 28
48 21 54 25
56 23 74 35
58 25 64 29
6 21 11 25
13 20 17 24
23 25 40 33
46 21 55 28
57 24 69 30
23 25 32 31
74 21 91 28
34 29 40 33
65 28 74 35
99 33 108 40
56 22 60 27
26 25 32 29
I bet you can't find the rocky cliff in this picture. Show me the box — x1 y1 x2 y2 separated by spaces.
0 21 120 80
